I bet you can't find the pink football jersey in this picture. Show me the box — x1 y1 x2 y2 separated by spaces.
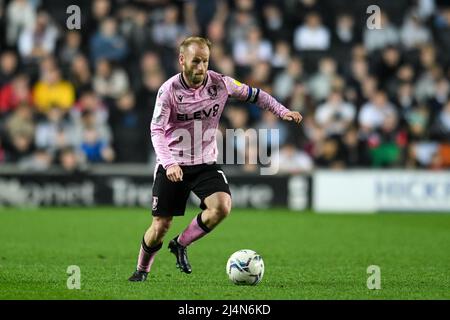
151 70 290 169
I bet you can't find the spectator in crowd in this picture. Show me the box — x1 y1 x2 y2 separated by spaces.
0 74 33 115
59 31 83 68
227 9 258 46
90 17 128 64
86 0 112 38
271 40 292 69
367 113 407 167
341 126 370 167
58 146 86 174
33 66 75 114
314 136 345 169
5 0 36 47
401 11 432 49
430 100 450 141
109 91 149 163
18 10 59 63
151 4 189 49
273 57 304 103
315 90 356 137
18 147 52 171
233 25 273 67
293 12 330 51
93 58 129 100
71 89 110 144
359 91 397 134
0 51 18 87
34 106 76 155
80 125 115 163
68 54 92 97
2 104 35 162
363 11 400 52
255 110 289 151
307 57 338 102
273 142 314 174
261 3 289 42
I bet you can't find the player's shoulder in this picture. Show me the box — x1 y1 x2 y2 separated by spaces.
156 73 183 100
207 69 228 82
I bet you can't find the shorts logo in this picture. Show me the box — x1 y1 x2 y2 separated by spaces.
152 196 158 210
207 85 217 99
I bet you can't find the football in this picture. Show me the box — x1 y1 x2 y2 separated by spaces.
226 249 265 285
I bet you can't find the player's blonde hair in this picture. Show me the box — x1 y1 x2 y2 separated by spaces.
179 37 212 54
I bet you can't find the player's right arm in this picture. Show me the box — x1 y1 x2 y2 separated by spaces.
150 86 183 182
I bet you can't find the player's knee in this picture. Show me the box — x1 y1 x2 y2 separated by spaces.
153 216 173 235
213 198 232 219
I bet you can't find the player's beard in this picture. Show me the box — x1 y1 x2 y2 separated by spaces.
184 63 205 86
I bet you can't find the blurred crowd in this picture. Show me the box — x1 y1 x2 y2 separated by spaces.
0 0 450 174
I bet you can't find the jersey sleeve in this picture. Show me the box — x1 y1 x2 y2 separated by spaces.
221 75 290 118
150 85 178 169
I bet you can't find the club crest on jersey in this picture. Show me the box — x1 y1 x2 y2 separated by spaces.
207 85 218 99
177 94 184 102
152 196 158 210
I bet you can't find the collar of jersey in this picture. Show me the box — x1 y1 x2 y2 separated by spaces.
179 73 208 90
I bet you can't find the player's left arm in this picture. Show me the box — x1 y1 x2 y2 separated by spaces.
221 75 302 124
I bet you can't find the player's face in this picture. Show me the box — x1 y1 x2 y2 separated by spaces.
181 44 210 87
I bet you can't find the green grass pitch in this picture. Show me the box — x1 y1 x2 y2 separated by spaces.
0 207 449 300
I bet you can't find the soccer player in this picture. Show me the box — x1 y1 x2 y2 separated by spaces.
129 37 302 282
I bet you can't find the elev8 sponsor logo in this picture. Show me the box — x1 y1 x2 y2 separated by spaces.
177 104 219 121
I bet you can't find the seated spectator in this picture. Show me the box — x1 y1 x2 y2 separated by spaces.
0 74 33 115
59 30 83 67
307 57 338 102
80 126 115 163
18 10 59 63
0 51 19 87
151 5 188 49
430 100 450 142
359 91 397 134
271 40 292 69
33 67 75 114
273 142 314 174
400 11 432 49
5 0 37 47
58 146 86 173
255 110 289 150
273 57 304 103
314 136 345 169
4 103 35 152
109 91 149 163
35 107 76 155
69 54 93 96
93 58 129 100
90 17 128 64
315 90 356 137
367 113 407 167
405 104 430 141
261 3 289 42
363 11 399 52
293 12 330 51
18 147 52 171
233 26 273 67
341 126 370 167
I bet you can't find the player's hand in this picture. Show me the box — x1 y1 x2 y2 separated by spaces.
166 164 183 182
282 111 303 124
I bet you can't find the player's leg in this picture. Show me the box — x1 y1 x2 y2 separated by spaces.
169 164 231 274
129 216 173 282
178 191 231 244
129 164 190 282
